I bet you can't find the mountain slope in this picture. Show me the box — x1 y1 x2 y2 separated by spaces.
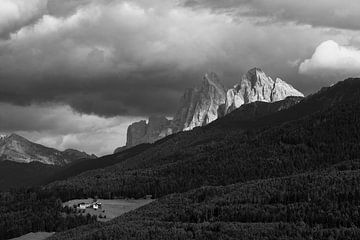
48 78 360 200
0 161 60 190
0 134 95 165
45 97 301 186
50 163 360 240
47 143 152 183
209 96 303 129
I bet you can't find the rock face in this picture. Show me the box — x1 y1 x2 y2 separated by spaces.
172 72 227 131
126 116 172 148
224 68 304 114
120 68 304 150
0 133 96 165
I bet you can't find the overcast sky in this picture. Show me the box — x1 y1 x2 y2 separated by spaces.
0 0 360 156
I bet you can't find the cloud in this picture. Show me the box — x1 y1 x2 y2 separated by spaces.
182 0 360 30
299 40 360 77
0 0 349 117
0 0 357 154
0 0 47 38
0 0 235 116
0 102 141 156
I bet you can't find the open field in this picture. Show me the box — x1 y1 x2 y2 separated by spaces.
63 198 154 221
10 232 54 240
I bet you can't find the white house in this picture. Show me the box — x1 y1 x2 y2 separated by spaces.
78 203 90 209
77 202 102 210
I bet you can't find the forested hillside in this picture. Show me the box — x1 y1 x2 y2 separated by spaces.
49 78 360 200
46 143 152 183
49 162 360 240
0 161 60 190
0 189 97 239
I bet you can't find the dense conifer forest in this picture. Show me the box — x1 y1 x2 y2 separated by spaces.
49 165 360 239
0 161 60 191
0 189 97 239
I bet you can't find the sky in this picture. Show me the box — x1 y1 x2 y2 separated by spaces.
0 0 360 156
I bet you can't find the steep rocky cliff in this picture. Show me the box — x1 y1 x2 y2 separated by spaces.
224 68 304 114
171 72 227 132
121 68 304 149
126 116 172 148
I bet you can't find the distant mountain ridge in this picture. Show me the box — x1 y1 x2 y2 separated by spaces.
119 67 303 150
0 133 96 165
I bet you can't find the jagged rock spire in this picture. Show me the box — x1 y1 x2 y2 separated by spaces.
122 68 304 149
171 72 227 131
225 68 304 114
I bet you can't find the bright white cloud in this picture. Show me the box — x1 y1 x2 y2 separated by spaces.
0 0 47 37
299 40 360 77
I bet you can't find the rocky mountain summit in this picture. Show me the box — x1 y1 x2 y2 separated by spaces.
120 68 304 150
0 133 96 165
224 68 304 114
172 72 227 132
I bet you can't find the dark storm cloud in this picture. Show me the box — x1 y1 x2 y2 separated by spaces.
0 0 236 116
182 0 360 30
0 62 200 116
0 0 358 119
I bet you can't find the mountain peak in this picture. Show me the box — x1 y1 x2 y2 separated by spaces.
202 72 226 95
172 72 227 131
224 68 304 114
244 67 273 87
121 68 304 150
247 67 264 75
7 133 28 142
203 72 220 84
0 133 95 165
